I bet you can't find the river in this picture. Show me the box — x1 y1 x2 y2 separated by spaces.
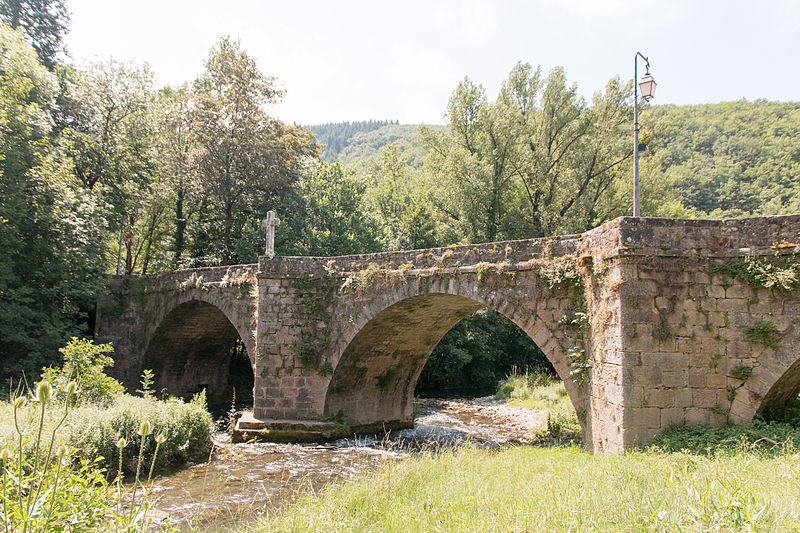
147 397 550 531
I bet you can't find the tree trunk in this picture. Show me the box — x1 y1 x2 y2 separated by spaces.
174 186 185 266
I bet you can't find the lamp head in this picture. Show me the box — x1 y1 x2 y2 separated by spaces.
639 71 657 101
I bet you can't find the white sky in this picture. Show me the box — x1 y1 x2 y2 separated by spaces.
65 0 800 125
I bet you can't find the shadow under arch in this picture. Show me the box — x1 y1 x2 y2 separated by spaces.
142 299 254 405
752 358 800 421
323 292 584 432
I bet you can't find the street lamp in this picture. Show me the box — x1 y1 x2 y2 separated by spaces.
633 52 656 217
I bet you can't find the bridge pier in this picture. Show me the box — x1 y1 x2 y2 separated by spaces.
97 215 800 453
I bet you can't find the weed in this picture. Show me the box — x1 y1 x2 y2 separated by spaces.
729 364 753 382
710 256 800 292
745 321 782 349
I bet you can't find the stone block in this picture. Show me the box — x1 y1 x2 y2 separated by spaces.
661 408 685 427
706 373 727 388
693 388 719 409
645 388 676 408
628 407 661 428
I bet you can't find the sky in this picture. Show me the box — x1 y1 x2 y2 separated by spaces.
64 0 800 125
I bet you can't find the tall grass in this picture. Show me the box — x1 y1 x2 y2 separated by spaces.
0 381 177 531
252 444 800 532
1 392 213 477
495 370 580 443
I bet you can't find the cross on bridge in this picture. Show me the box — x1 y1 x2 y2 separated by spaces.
262 211 280 259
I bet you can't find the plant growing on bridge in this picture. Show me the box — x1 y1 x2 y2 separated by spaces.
745 321 782 350
710 256 800 292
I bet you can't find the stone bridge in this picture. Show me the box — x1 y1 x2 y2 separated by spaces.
95 215 800 453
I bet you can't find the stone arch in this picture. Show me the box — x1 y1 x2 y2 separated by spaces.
141 295 255 404
323 275 584 432
731 352 800 423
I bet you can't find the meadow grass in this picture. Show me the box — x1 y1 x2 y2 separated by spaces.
495 371 580 442
249 374 800 532
252 444 800 532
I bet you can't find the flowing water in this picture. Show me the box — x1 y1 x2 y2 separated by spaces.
148 397 547 531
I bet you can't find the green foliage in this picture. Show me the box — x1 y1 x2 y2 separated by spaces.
191 36 317 265
417 308 552 391
0 24 106 382
644 101 800 217
760 394 800 426
0 0 69 70
59 394 212 478
137 368 155 399
40 337 125 405
289 160 381 256
421 63 633 243
0 382 174 531
366 145 437 250
539 259 582 290
745 321 783 349
649 421 800 455
317 361 334 376
711 256 800 292
730 363 754 382
309 119 398 162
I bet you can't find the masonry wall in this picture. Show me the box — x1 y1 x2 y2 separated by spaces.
609 216 800 446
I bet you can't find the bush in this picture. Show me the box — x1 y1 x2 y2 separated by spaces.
40 337 125 405
0 381 175 531
65 392 213 477
649 421 800 455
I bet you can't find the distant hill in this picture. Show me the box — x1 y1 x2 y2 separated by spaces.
309 120 398 162
645 100 800 217
307 122 443 169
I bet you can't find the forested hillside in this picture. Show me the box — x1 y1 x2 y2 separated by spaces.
647 101 800 217
311 100 800 220
309 120 398 162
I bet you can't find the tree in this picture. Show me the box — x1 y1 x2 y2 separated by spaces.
0 0 69 69
57 59 160 274
290 159 381 256
422 63 633 242
421 77 524 243
0 24 105 380
367 145 437 250
502 64 632 236
191 36 317 264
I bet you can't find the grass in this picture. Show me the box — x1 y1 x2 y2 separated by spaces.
250 444 800 532
1 392 213 477
245 375 800 532
495 370 580 443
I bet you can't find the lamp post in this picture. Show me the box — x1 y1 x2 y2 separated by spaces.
633 52 657 217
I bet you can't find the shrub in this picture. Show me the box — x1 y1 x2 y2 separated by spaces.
0 381 174 531
40 337 125 405
65 392 213 477
649 421 800 455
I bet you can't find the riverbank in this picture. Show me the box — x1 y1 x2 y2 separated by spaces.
251 441 800 532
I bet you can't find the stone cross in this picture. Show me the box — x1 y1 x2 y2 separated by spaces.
261 210 280 259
